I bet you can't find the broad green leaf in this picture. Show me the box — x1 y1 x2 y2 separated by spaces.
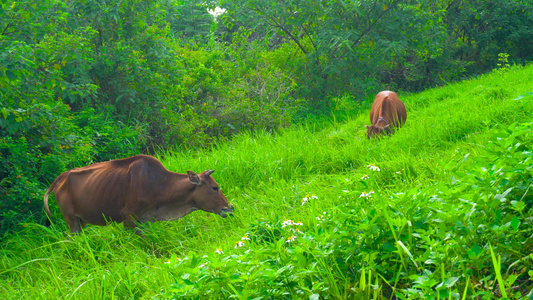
397 240 418 269
5 69 16 81
510 216 520 230
468 244 482 258
439 276 460 288
495 188 513 202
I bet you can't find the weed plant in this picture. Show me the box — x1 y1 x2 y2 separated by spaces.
1 65 532 299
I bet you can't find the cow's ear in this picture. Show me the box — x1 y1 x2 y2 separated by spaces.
187 171 202 185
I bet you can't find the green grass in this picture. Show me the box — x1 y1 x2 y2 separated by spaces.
1 65 533 299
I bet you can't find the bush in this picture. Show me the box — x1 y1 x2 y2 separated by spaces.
0 100 145 237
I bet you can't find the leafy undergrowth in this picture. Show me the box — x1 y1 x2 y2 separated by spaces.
163 121 533 299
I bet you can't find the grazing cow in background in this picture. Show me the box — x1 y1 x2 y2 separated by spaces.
365 91 407 139
43 155 233 234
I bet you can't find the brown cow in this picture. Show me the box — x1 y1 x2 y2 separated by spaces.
365 91 407 139
43 155 233 233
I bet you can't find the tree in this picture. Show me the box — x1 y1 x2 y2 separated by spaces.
165 0 216 42
443 0 533 73
220 0 449 109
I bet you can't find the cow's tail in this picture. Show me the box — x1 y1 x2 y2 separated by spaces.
43 186 53 226
43 172 68 226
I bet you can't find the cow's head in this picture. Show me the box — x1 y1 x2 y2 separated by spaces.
188 170 233 218
365 117 391 139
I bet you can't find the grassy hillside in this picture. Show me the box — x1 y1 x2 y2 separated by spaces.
1 65 532 299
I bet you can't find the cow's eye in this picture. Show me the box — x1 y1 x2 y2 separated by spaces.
212 187 219 191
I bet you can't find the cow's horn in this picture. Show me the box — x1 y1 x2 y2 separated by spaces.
205 170 215 176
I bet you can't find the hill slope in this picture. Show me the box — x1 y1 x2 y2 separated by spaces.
1 65 532 299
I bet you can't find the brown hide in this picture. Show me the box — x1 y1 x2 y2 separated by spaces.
43 155 233 233
365 91 407 139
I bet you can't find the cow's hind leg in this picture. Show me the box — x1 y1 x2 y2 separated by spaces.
55 189 83 235
68 217 83 234
124 216 145 236
61 212 83 234
78 218 88 231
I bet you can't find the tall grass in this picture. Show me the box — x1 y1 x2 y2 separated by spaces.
1 65 532 299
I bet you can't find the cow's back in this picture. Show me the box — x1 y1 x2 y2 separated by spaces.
370 91 406 126
59 155 164 225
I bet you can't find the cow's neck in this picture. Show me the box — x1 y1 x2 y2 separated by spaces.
139 172 198 222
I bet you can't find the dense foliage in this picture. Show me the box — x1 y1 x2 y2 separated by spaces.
1 0 532 237
221 0 533 107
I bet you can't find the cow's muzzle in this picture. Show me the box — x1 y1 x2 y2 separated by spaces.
219 204 234 218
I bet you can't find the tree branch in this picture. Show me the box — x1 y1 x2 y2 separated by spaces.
287 7 320 67
350 0 403 49
1 22 12 36
255 5 310 56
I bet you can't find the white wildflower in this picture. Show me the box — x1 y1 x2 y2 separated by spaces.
286 235 297 243
367 164 381 171
359 190 375 198
316 212 327 225
283 219 303 227
302 194 318 206
282 219 294 227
